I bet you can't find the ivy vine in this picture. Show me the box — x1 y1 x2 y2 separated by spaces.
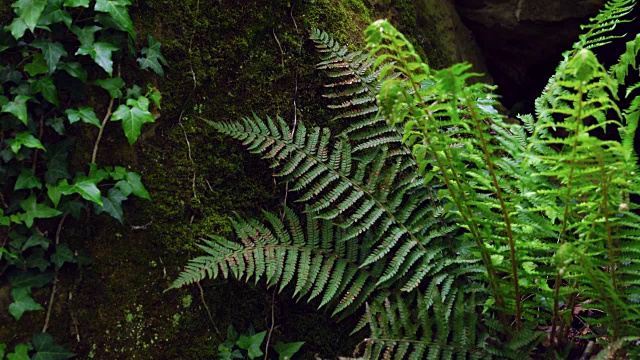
0 0 165 357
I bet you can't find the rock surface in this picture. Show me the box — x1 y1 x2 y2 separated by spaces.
455 0 607 108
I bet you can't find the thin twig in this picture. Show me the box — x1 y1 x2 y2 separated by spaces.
264 289 276 360
55 213 68 245
130 221 153 230
42 213 68 333
280 5 302 218
290 3 302 55
32 115 45 172
197 281 222 341
92 65 120 164
273 29 285 68
177 0 200 200
42 277 58 333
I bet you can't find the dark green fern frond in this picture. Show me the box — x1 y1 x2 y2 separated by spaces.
358 290 500 360
310 28 406 155
170 207 382 316
209 113 455 293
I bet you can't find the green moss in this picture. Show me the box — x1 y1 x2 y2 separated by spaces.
48 0 381 358
131 0 382 258
371 0 461 69
0 0 459 357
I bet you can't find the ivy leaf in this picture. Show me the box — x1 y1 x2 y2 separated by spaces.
23 233 51 251
30 77 60 107
115 171 150 199
38 4 72 28
46 183 62 206
94 0 135 39
51 243 75 269
95 187 126 222
2 95 31 124
273 342 305 360
125 84 141 99
0 26 18 52
148 86 162 108
70 25 101 47
236 331 266 360
19 194 63 227
6 343 32 360
0 64 23 84
110 166 126 180
76 42 119 76
63 0 90 7
110 97 155 145
45 117 65 135
9 287 44 320
32 332 74 360
58 199 83 220
59 177 102 205
9 131 45 153
24 52 48 76
94 76 124 98
31 39 68 74
57 62 87 83
137 36 167 76
44 139 72 184
65 106 100 127
8 271 55 287
11 0 48 34
26 248 50 272
89 163 110 183
15 168 43 190
5 17 29 40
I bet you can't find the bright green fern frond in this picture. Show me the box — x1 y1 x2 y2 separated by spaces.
572 0 635 51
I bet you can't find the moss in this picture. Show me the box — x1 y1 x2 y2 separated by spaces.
1 0 465 357
371 0 464 69
36 0 383 358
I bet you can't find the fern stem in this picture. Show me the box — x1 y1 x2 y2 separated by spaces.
385 54 505 313
463 94 521 330
595 147 620 340
552 60 585 350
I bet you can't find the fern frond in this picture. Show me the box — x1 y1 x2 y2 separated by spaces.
310 28 407 155
170 208 380 316
356 290 532 360
364 8 640 348
573 0 635 51
210 113 455 292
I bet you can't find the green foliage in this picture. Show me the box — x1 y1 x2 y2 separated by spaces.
1 333 72 360
0 0 166 355
217 325 304 360
173 0 640 358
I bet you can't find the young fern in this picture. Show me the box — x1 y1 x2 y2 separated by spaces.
172 0 640 358
366 0 640 355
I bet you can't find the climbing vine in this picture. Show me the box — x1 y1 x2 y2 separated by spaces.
0 0 165 357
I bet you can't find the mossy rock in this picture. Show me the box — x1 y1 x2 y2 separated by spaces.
0 0 485 358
